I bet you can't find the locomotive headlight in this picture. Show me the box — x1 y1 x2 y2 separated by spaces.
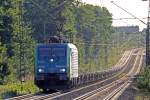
60 68 66 72
50 59 54 62
38 68 44 73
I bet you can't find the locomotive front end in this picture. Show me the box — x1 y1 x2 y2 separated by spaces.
35 44 70 91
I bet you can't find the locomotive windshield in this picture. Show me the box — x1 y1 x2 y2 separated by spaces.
38 47 66 59
38 48 51 59
52 48 66 57
37 45 67 70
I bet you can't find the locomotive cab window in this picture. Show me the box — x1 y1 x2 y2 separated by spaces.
52 48 66 57
38 48 51 59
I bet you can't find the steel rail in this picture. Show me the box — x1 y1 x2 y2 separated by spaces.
8 93 35 100
74 78 129 100
103 54 142 100
7 92 61 100
102 49 144 100
74 49 144 100
22 92 61 100
44 49 136 100
103 81 130 100
108 50 144 100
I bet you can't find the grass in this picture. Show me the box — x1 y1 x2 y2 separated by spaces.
0 81 39 100
135 92 150 100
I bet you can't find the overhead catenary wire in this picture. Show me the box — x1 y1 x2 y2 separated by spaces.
27 1 147 22
28 0 143 45
116 19 131 26
113 17 147 20
111 1 147 25
74 32 137 46
75 42 112 46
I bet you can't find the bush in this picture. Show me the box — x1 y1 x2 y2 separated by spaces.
137 66 150 92
0 81 39 99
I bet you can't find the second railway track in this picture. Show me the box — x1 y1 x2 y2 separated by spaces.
75 49 144 100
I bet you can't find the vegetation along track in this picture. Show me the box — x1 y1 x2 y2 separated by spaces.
8 49 141 100
75 49 144 100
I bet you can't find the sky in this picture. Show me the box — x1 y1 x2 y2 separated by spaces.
82 0 148 31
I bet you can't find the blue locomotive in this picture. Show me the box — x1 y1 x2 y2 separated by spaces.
34 43 78 91
34 36 123 91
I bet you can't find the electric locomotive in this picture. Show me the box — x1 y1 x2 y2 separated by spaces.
34 36 78 91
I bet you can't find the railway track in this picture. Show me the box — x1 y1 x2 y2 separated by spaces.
8 92 61 100
8 49 141 100
22 92 61 100
8 93 35 100
105 49 144 100
74 49 144 100
41 49 139 100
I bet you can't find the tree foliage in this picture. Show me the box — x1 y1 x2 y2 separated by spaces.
0 0 114 83
0 0 12 84
0 43 10 84
9 0 35 81
0 0 35 83
137 67 150 92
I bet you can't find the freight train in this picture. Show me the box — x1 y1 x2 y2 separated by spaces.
34 36 123 91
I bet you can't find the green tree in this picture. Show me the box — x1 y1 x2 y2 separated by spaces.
0 0 12 84
0 43 10 84
137 67 150 92
24 0 77 42
8 0 35 81
74 3 113 71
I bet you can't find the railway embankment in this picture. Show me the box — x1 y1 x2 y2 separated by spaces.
118 81 150 100
119 62 150 100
